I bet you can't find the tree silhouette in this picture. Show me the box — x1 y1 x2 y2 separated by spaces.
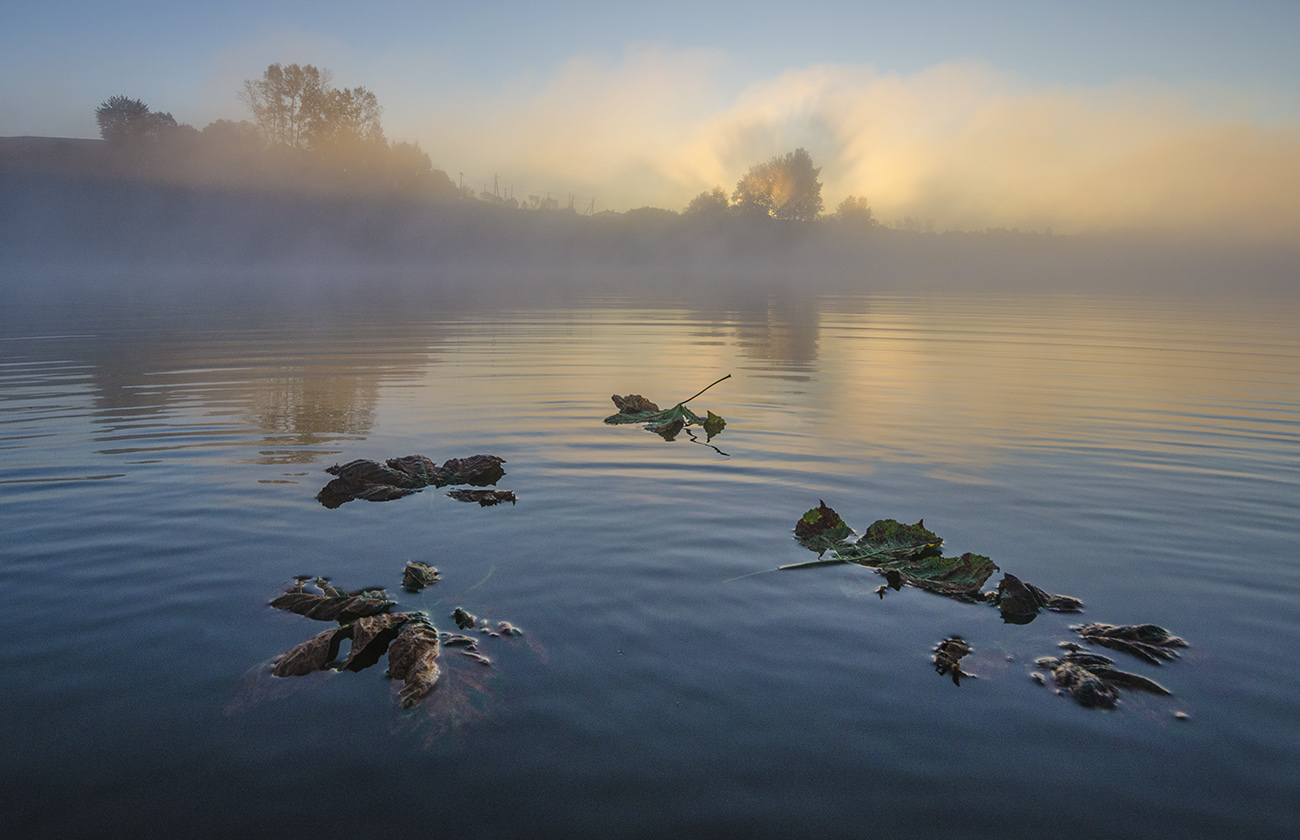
732 148 824 221
683 186 731 217
95 96 176 144
239 63 330 149
834 195 877 226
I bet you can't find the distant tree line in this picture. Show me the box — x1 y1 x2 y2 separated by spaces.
92 63 455 197
91 66 884 226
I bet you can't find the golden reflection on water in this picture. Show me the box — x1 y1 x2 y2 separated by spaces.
28 294 1298 482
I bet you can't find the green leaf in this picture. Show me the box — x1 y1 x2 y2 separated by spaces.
793 501 853 556
702 411 726 440
836 518 943 566
872 551 998 597
604 375 730 440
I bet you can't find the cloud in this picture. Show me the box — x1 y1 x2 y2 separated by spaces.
401 50 1300 238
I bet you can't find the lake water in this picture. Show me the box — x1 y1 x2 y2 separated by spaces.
2 288 1298 838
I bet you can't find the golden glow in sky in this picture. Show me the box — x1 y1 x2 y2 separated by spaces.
403 50 1300 238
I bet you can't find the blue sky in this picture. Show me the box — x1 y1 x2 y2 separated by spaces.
5 1 1299 232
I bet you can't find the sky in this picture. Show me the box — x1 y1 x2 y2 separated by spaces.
4 1 1300 236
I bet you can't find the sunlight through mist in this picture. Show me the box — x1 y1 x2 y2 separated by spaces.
402 50 1300 238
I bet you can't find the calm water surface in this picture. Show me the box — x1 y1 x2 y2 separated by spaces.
2 290 1298 838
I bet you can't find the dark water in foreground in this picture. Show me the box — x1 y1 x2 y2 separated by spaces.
2 291 1298 838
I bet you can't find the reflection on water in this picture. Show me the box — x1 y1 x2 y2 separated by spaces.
2 291 1299 838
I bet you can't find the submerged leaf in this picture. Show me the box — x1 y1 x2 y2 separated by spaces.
340 613 412 672
386 615 442 708
271 626 350 677
1072 623 1188 665
1035 650 1171 708
933 637 974 686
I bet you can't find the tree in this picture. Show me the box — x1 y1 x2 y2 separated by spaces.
683 186 730 217
834 195 877 226
732 148 824 221
95 96 177 144
305 86 385 160
238 63 330 149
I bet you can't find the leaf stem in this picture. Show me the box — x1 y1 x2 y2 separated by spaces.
677 373 731 406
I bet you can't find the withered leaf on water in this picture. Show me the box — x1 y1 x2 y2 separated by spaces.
316 454 507 507
452 607 478 630
437 455 506 488
993 573 1084 624
402 562 439 592
386 615 442 709
447 489 517 506
1034 650 1172 708
933 637 974 686
270 579 395 623
271 626 351 677
611 394 659 414
341 613 412 672
1073 623 1188 665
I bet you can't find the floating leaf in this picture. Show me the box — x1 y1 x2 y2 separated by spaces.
447 489 517 506
452 607 478 630
993 573 1083 624
271 626 350 677
436 455 506 488
402 562 439 592
270 579 395 623
1072 623 1187 665
386 615 442 708
793 501 853 556
874 551 998 598
611 394 659 414
840 519 943 565
316 454 506 507
604 375 730 442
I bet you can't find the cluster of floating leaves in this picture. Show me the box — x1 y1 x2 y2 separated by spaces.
604 374 729 449
265 572 525 714
316 454 510 508
787 500 1188 713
